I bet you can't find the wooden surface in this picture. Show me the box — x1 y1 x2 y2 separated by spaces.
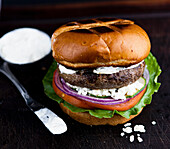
0 1 170 149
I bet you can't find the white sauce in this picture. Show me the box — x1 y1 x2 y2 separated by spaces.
66 77 145 100
0 28 51 64
93 60 144 74
59 64 76 74
58 60 144 75
35 108 67 134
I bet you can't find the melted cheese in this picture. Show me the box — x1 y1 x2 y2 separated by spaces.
66 77 145 100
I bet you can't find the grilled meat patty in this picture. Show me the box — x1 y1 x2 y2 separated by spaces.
58 61 145 89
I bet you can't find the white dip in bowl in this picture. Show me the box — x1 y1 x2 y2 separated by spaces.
0 28 51 64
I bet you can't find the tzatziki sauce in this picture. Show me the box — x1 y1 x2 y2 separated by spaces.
0 28 51 64
93 61 144 74
58 60 144 75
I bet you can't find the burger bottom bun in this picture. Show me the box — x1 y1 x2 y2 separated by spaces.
60 103 143 125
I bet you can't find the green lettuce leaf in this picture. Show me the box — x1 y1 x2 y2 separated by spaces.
42 52 161 119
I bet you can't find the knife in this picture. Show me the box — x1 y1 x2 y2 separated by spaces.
0 62 67 134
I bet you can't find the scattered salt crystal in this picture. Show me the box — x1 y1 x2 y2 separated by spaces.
152 121 156 125
122 127 133 134
120 132 125 137
134 125 146 133
137 136 143 143
124 123 131 127
137 134 140 137
130 135 134 142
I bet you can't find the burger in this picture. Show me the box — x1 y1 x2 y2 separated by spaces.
43 18 161 125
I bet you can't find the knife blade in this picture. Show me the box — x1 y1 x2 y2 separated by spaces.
0 62 67 134
35 108 67 134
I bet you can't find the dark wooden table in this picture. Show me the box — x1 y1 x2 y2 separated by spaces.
0 1 170 149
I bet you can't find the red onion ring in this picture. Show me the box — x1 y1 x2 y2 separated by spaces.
54 68 149 105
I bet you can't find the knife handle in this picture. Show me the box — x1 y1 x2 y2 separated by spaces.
0 62 44 111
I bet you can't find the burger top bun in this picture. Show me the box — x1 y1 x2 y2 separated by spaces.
51 18 151 68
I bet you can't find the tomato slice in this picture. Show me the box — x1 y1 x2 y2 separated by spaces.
83 87 146 111
52 80 94 109
52 73 147 111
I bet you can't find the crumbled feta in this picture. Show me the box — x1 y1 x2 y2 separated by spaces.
137 136 143 143
124 123 131 127
66 77 145 100
129 135 134 142
152 121 156 125
120 123 147 143
134 125 146 133
122 127 133 134
120 132 125 137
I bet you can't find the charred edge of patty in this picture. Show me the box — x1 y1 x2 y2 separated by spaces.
58 61 145 89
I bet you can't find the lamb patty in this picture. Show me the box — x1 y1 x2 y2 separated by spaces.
58 61 145 89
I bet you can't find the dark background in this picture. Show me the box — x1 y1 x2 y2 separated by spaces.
3 0 107 6
0 0 170 149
